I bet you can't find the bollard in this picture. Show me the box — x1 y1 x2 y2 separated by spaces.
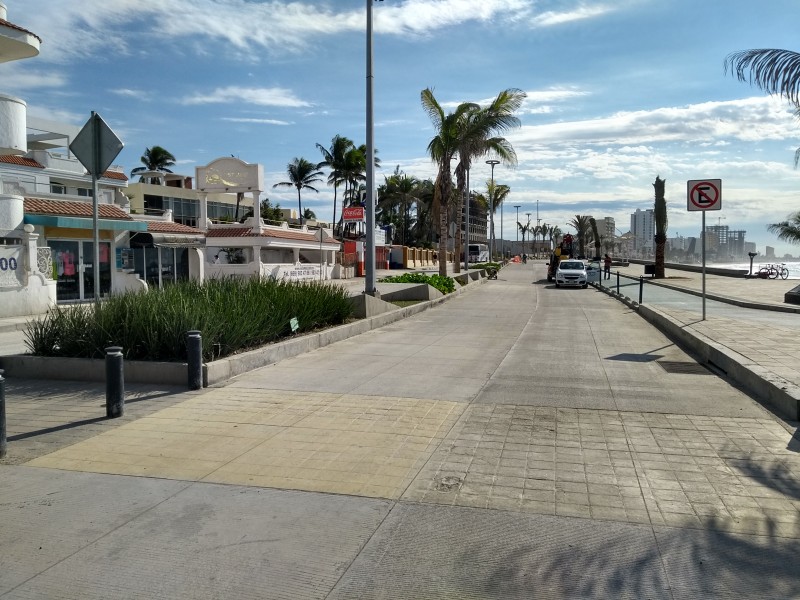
187 330 203 390
0 369 6 459
616 271 620 295
105 346 125 418
638 276 644 304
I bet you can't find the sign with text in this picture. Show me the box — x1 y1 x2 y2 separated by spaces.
687 179 722 211
342 206 365 222
0 246 23 288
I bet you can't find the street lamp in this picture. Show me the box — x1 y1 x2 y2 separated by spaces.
365 0 383 296
486 159 499 259
514 204 521 254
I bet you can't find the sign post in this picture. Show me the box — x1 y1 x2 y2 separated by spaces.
687 179 722 320
69 112 123 303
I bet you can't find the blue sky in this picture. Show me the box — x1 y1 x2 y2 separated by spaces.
4 0 800 256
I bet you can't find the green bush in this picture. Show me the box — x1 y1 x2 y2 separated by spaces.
471 262 501 270
379 272 456 294
24 277 353 362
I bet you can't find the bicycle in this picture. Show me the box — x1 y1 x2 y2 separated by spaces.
756 263 789 279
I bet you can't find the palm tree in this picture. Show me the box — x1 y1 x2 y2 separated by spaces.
272 158 324 226
539 223 551 257
518 219 532 254
767 210 800 245
569 215 592 258
381 166 421 246
130 146 176 182
725 49 800 165
653 176 668 278
589 217 601 259
487 182 511 256
421 88 480 276
317 135 355 238
453 89 525 270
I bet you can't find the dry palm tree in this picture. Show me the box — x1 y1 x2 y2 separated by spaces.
653 176 668 278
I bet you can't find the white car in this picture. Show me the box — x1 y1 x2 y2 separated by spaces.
555 260 588 288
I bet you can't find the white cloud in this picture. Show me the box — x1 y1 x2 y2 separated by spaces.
531 4 614 27
182 87 311 108
221 117 293 125
509 96 798 149
110 88 150 101
0 63 67 91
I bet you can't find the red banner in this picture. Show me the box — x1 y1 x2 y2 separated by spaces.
342 206 365 222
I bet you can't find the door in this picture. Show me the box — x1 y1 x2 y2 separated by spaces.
50 240 112 302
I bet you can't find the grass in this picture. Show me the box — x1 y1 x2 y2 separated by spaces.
379 272 456 294
24 277 353 362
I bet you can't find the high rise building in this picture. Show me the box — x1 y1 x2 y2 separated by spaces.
630 208 654 254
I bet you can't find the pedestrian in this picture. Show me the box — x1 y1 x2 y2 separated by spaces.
603 253 612 279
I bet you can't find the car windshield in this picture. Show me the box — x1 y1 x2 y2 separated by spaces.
560 262 584 270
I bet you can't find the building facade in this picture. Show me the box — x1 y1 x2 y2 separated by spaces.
630 208 654 255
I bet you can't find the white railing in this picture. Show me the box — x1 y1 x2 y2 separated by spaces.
37 246 53 279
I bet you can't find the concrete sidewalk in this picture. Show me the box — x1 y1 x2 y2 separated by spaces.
1 262 799 598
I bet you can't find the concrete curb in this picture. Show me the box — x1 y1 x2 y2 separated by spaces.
0 276 484 388
592 282 800 420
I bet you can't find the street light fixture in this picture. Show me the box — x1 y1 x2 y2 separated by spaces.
486 159 499 259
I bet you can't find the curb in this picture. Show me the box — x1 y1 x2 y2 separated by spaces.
592 282 800 421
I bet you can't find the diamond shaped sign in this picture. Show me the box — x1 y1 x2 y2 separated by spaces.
69 112 124 176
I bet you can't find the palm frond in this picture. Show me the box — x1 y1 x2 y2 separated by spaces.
725 49 800 104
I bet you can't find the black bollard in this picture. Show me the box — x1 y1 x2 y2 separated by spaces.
616 271 620 295
105 346 124 418
0 369 6 459
187 330 202 390
639 276 644 304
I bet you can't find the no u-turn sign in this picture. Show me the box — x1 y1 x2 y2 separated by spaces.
687 179 722 211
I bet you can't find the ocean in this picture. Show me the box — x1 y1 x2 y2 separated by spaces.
710 260 800 280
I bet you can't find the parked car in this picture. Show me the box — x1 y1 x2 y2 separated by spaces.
555 260 588 288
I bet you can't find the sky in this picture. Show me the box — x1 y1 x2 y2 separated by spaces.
3 0 800 257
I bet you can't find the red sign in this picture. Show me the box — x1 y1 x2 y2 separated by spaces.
342 206 365 222
687 179 722 211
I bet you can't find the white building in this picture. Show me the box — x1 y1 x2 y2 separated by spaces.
630 208 654 255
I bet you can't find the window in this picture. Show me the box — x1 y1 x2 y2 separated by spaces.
77 188 93 197
50 182 67 194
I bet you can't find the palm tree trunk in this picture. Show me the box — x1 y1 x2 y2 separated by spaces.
296 187 302 226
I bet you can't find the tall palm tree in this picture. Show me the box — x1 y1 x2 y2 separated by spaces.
767 211 800 245
653 176 668 278
725 49 800 164
487 182 511 256
518 219 532 254
130 146 176 182
381 166 421 246
589 217 602 259
569 215 592 258
453 89 525 271
272 158 324 226
317 135 355 238
421 88 480 276
539 223 551 256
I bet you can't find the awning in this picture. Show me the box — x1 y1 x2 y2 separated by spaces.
130 232 205 248
24 214 148 231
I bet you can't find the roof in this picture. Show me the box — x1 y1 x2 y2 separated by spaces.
0 155 44 168
206 226 337 244
24 197 134 220
0 18 42 43
0 155 127 181
146 221 204 234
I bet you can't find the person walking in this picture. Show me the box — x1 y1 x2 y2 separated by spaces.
603 253 612 280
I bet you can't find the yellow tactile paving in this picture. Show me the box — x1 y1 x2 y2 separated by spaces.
27 389 466 500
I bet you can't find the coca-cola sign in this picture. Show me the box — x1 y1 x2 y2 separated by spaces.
342 206 365 222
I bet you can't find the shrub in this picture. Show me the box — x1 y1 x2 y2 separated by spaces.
379 272 456 294
24 277 353 362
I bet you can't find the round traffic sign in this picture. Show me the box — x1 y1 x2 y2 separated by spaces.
688 180 721 211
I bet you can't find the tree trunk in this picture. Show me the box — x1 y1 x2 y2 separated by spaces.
654 234 666 278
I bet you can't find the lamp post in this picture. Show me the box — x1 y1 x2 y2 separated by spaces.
525 212 531 256
486 159 499 259
365 0 383 296
514 204 521 255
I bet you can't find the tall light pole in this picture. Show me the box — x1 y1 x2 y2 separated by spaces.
365 0 382 296
525 212 531 255
486 159 499 259
514 204 521 254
